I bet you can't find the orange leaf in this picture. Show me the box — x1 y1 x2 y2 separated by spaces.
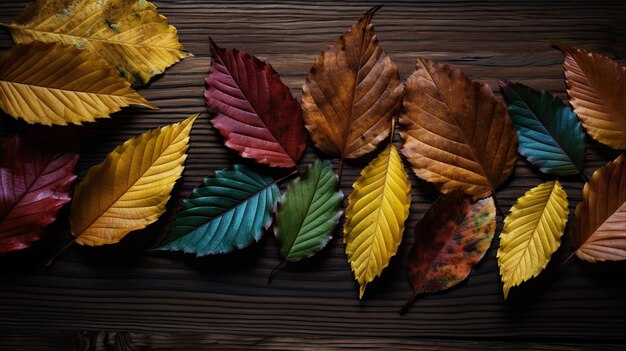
573 154 626 262
301 6 403 162
553 41 626 149
399 58 518 201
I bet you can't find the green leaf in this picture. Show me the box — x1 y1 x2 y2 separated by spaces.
274 159 343 261
499 80 585 176
156 165 280 256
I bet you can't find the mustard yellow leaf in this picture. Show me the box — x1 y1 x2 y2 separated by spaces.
70 114 197 246
3 0 191 86
497 180 569 299
0 42 155 126
344 144 411 299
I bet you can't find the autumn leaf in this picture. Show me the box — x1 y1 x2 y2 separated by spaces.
499 81 585 176
0 135 78 254
273 159 342 262
344 144 411 299
399 58 518 201
205 39 307 168
156 165 282 256
301 6 403 172
573 154 626 262
69 115 196 247
400 192 495 315
0 42 155 126
497 181 569 299
552 41 626 149
2 0 191 86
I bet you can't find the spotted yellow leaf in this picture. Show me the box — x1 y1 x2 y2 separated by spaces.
344 144 411 299
497 180 569 299
70 114 197 246
0 42 155 125
2 0 191 86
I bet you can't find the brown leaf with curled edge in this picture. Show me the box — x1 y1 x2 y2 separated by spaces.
399 58 518 201
552 41 626 149
573 154 626 262
301 6 403 166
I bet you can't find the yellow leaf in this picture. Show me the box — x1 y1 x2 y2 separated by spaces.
344 144 411 299
497 181 569 299
3 0 191 86
0 42 155 126
70 114 197 246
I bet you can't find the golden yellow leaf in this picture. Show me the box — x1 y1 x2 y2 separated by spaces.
344 144 411 299
497 181 569 299
573 154 626 262
3 0 191 86
70 114 197 246
0 42 155 126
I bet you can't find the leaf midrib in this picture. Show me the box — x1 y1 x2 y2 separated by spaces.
3 23 184 53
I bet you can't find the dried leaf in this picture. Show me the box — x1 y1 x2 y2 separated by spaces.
70 115 197 246
344 144 411 299
0 135 78 254
553 41 626 149
302 6 403 162
497 181 569 299
399 58 518 201
156 165 280 256
205 39 306 168
274 159 342 262
3 0 191 86
573 154 626 262
0 42 155 126
402 192 495 314
499 81 585 176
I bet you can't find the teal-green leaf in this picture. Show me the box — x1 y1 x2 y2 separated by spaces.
274 159 343 261
499 80 585 176
156 164 280 256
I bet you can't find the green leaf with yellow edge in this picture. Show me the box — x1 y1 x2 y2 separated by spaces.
344 143 411 299
497 180 569 299
2 0 191 86
274 159 343 262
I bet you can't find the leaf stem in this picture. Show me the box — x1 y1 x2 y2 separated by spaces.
399 290 420 315
580 171 590 183
46 238 76 268
492 193 506 218
338 155 346 184
554 251 577 278
267 260 285 284
275 169 300 186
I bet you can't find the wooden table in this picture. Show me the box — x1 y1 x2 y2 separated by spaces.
1 1 626 349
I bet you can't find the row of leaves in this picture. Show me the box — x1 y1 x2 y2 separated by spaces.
0 2 625 313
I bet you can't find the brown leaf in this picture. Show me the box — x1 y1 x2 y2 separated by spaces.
573 154 626 262
301 6 403 163
552 41 626 149
399 58 518 201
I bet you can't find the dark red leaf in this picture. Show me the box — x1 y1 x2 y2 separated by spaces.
0 135 78 254
204 38 307 168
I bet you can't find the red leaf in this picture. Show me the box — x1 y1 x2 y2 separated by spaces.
204 39 307 168
0 135 78 254
401 191 495 314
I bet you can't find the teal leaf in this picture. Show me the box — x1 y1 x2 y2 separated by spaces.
156 164 280 256
499 80 585 176
274 159 343 261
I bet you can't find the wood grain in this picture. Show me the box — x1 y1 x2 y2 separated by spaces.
1 0 626 349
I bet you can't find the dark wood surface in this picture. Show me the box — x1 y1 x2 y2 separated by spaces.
1 1 626 350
